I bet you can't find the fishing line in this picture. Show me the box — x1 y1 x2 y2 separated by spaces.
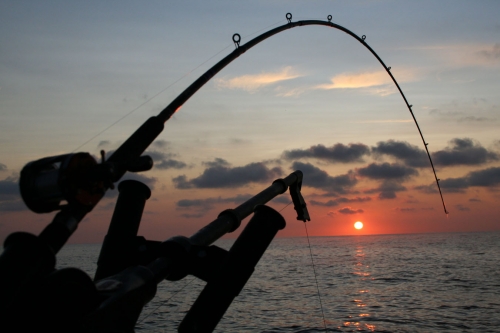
278 201 293 212
72 19 285 153
71 45 233 152
304 222 327 331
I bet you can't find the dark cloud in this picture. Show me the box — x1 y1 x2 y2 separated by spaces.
272 196 292 205
180 213 206 219
0 177 19 199
457 116 494 122
292 161 357 194
310 196 371 207
173 160 282 189
0 200 28 212
121 172 157 188
283 143 370 163
176 194 252 216
152 140 170 149
365 181 407 200
439 177 469 193
98 140 110 147
372 140 428 167
414 184 438 194
0 176 27 212
479 43 500 60
432 138 498 166
455 204 470 212
357 163 418 180
156 159 187 170
145 150 169 161
395 207 417 213
202 158 230 168
145 150 188 170
338 207 364 215
105 173 158 198
0 163 7 171
393 207 435 213
417 167 500 194
467 167 500 186
177 194 251 209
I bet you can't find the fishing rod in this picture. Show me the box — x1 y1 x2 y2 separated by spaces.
17 12 447 256
0 13 447 333
107 12 448 214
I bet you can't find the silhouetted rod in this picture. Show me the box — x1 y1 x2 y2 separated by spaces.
188 171 301 247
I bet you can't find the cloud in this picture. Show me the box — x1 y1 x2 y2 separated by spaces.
274 86 308 97
0 176 20 200
467 167 500 186
175 194 258 218
414 184 438 194
315 71 391 90
272 196 292 205
429 99 498 123
478 43 500 60
0 201 28 212
338 207 364 215
432 138 498 166
372 140 428 167
439 177 469 193
176 194 252 212
105 173 158 198
216 67 302 92
417 166 500 193
310 196 371 207
152 140 170 149
173 160 282 189
365 181 407 199
283 143 370 163
394 207 435 213
145 150 188 170
98 140 110 147
202 158 230 168
457 116 494 122
0 176 27 212
156 159 187 170
292 161 357 194
0 163 7 171
356 163 418 180
455 204 470 212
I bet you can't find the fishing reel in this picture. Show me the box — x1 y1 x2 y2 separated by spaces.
19 152 154 214
19 153 106 213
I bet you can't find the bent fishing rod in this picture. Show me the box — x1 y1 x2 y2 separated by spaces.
17 12 446 257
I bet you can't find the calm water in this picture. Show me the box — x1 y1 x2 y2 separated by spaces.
58 232 500 332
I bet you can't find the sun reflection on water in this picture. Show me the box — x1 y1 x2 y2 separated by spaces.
346 244 377 331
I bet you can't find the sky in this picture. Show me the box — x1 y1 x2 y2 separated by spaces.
1 0 500 244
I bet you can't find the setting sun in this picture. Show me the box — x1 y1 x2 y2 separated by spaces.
354 221 364 230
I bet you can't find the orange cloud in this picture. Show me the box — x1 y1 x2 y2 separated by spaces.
216 66 302 92
316 71 391 90
315 69 417 95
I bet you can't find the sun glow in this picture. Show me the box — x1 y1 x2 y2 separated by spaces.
354 221 364 230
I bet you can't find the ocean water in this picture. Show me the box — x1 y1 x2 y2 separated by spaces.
57 232 500 332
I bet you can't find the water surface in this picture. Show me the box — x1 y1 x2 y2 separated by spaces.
58 232 500 332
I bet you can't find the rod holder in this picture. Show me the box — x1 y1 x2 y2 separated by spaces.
94 180 151 281
178 205 286 333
